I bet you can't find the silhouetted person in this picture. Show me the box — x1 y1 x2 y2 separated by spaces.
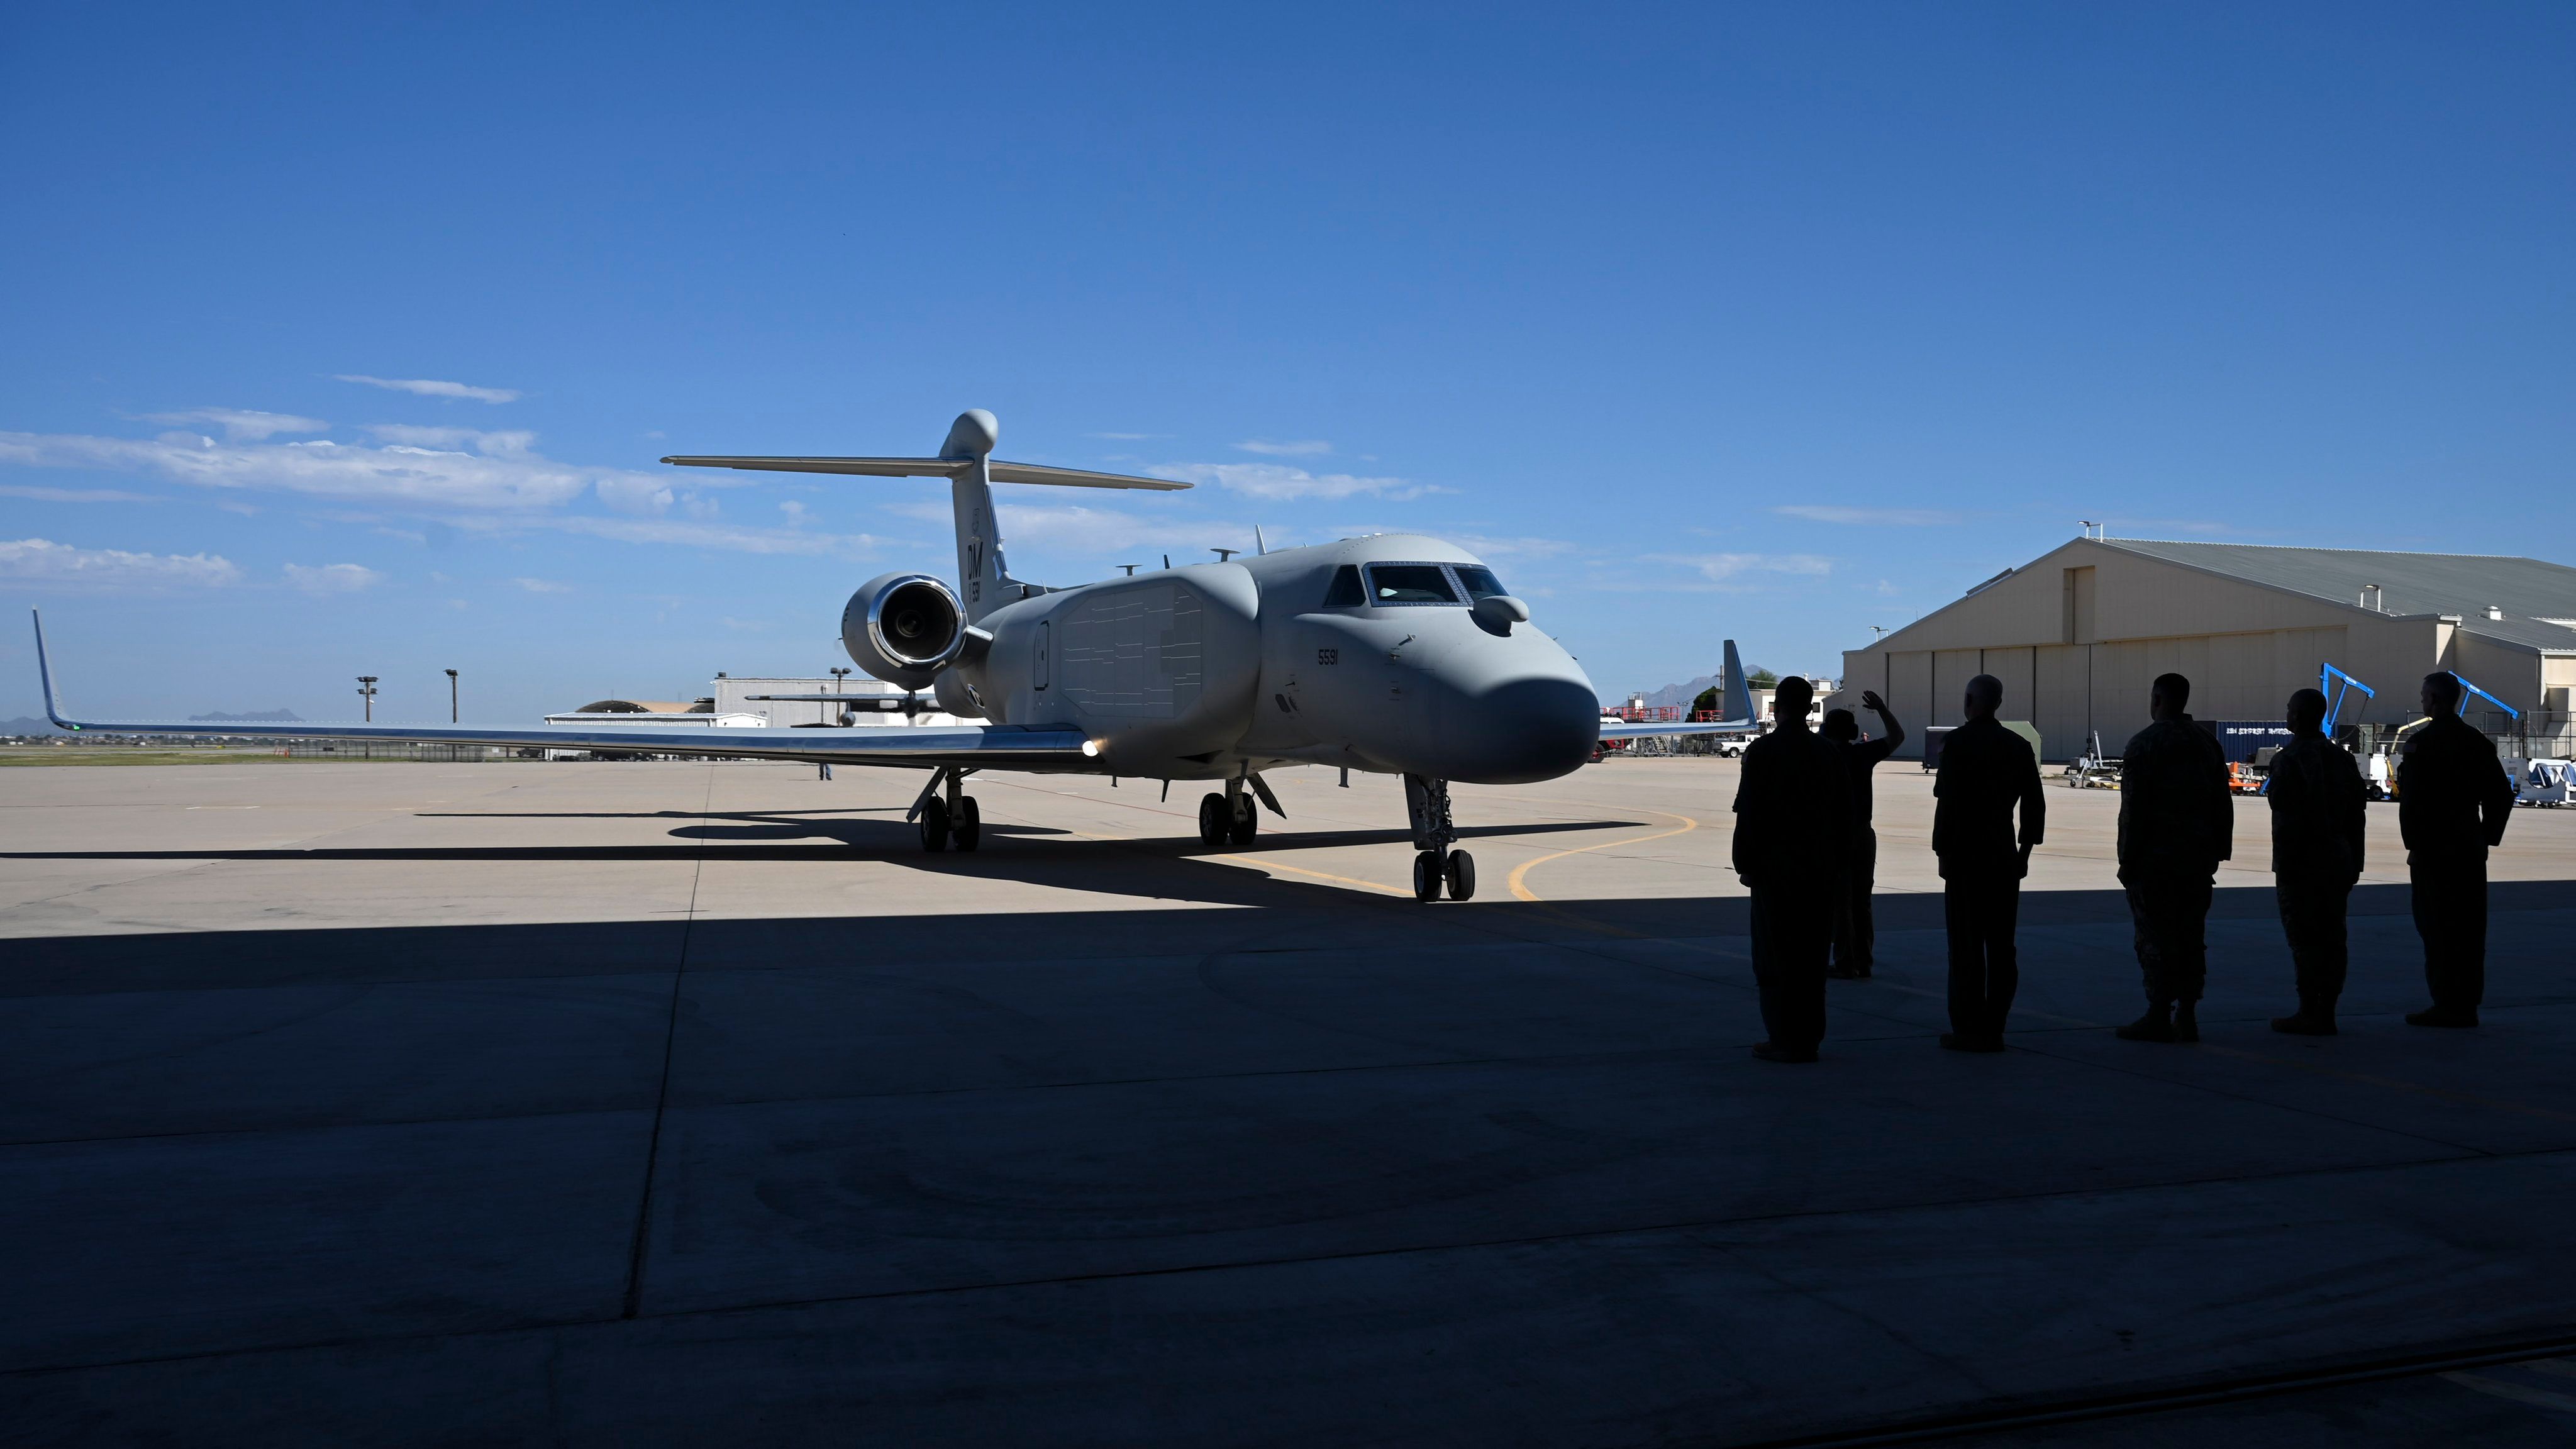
1732 675 1852 1063
2397 670 2514 1028
1930 674 2044 1051
1821 691 1906 979
2265 687 2365 1035
2115 672 2232 1043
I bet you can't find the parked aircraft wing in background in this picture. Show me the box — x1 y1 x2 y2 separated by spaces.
1596 719 1753 740
30 611 1092 770
1597 638 1760 740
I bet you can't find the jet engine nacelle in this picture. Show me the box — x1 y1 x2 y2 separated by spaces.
841 572 964 691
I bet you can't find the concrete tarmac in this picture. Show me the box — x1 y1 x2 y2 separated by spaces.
3 755 2573 1446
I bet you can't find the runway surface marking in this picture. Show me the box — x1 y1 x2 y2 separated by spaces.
1215 853 1412 896
1856 977 2576 1125
2195 1039 2576 1124
2441 1367 2576 1414
1505 811 1699 902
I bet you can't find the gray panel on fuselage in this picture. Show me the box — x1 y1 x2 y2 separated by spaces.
1056 582 1203 720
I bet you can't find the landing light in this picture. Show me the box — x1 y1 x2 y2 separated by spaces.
1082 739 1103 757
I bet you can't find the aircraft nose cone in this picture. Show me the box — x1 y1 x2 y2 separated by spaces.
1435 663 1601 785
1463 675 1597 784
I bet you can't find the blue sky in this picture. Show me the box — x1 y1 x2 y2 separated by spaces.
3 4 2570 719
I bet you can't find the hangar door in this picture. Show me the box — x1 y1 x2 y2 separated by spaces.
1885 652 1932 757
2033 645 2088 762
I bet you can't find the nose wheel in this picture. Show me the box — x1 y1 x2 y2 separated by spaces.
1412 848 1477 902
1401 773 1474 902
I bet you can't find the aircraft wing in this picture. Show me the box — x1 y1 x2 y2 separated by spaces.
28 612 1091 771
1598 718 1756 740
661 455 1190 491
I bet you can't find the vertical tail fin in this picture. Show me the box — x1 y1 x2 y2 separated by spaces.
30 609 74 730
1721 639 1753 724
940 410 1014 621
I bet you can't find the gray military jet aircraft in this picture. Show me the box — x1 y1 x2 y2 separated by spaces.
31 409 1752 901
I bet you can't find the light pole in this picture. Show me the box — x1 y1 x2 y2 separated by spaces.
357 675 378 722
445 669 458 723
1869 626 1889 642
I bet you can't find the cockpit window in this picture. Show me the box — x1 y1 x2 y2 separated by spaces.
1321 564 1365 607
1454 565 1508 601
1367 564 1462 604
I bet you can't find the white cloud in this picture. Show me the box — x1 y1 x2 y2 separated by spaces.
0 484 152 503
0 537 241 589
336 374 522 404
1152 461 1437 502
0 428 650 512
283 562 385 594
596 477 677 515
364 424 536 457
1644 552 1835 587
779 499 810 526
513 577 572 593
992 502 1246 557
1447 535 1579 560
142 409 328 442
1772 505 1960 526
1233 439 1333 457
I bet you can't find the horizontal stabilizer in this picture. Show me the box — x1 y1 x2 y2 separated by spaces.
662 455 1189 491
1599 719 1754 741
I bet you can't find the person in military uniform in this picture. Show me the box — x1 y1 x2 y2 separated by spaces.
2397 670 2516 1028
2114 672 2233 1043
1930 674 2045 1051
1821 690 1907 979
1731 675 1852 1063
2265 687 2367 1035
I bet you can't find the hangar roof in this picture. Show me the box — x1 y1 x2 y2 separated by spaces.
2097 538 2576 653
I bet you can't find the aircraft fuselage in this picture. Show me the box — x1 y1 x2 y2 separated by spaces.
961 533 1601 785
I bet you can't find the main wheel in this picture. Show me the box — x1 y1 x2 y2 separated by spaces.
951 795 981 852
918 796 950 853
1227 794 1258 848
1198 792 1228 848
1444 850 1476 901
1413 850 1444 902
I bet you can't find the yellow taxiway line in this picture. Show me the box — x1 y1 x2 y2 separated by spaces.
1506 811 1699 901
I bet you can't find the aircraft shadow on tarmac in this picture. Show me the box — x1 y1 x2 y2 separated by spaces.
410 807 1624 855
6 862 2573 1002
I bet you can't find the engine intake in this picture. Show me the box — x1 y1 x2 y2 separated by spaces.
841 572 963 690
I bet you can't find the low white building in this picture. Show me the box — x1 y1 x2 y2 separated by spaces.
708 675 965 728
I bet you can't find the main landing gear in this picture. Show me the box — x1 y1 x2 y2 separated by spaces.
1197 782 1258 849
1405 773 1474 902
911 767 982 852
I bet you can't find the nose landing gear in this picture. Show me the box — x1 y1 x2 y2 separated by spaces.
1404 773 1475 902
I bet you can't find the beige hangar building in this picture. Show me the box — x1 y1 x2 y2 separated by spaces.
1831 536 2576 762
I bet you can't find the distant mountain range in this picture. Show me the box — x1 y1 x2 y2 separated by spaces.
189 709 301 721
1 716 62 735
1633 675 1723 709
